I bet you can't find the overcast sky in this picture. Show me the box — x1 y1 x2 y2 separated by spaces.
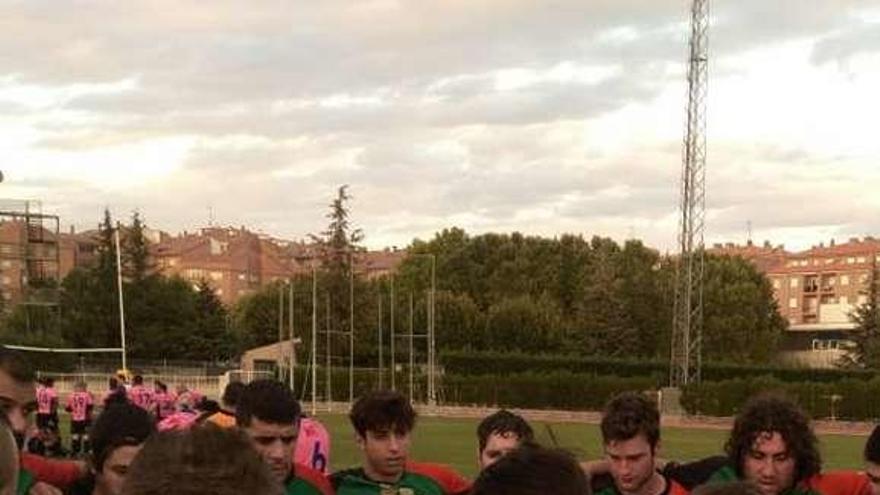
3 1 879 252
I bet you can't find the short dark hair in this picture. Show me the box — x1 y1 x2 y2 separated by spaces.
90 402 156 472
865 424 880 463
222 382 246 409
0 346 35 384
601 392 660 450
349 390 416 438
123 425 281 495
133 375 144 385
471 445 591 495
477 410 534 453
235 380 300 427
725 393 820 483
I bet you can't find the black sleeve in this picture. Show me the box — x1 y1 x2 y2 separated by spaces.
662 455 730 489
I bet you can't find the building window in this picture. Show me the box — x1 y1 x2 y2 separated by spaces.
858 256 867 263
840 295 849 304
789 297 798 309
847 257 856 264
772 278 781 290
790 278 799 288
860 273 869 284
841 275 850 286
858 295 868 305
210 271 223 281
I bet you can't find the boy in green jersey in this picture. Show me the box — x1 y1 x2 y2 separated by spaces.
331 391 469 495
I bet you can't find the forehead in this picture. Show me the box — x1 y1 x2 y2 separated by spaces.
104 445 143 468
484 432 521 451
605 434 653 455
0 370 35 405
751 431 788 454
246 417 298 437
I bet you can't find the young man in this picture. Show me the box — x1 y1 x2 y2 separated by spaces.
127 376 153 413
863 425 880 495
476 410 534 470
66 382 95 457
235 379 333 495
664 393 870 495
0 346 86 495
152 382 176 421
470 445 591 495
122 425 281 495
67 398 155 495
595 392 686 495
35 378 58 431
331 390 470 495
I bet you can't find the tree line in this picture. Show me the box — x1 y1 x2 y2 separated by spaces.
0 188 795 367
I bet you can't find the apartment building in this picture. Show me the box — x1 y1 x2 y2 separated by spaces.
151 227 407 305
713 237 880 367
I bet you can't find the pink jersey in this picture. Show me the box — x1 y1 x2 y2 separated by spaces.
36 386 58 415
294 417 331 473
129 385 154 411
66 391 94 422
154 391 177 418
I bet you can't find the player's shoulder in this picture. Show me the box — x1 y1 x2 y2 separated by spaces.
405 461 471 495
803 470 871 495
292 462 334 495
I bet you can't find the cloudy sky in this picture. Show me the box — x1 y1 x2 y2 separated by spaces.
3 1 879 252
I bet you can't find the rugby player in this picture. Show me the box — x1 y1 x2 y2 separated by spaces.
331 390 470 495
235 380 332 495
65 382 94 457
476 410 534 470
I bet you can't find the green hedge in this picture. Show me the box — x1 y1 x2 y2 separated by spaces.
443 372 660 410
681 375 880 420
440 351 877 383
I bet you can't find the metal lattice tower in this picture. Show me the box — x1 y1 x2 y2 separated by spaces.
671 0 709 387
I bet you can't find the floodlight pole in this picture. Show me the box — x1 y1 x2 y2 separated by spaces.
390 274 396 391
311 267 317 415
349 256 355 404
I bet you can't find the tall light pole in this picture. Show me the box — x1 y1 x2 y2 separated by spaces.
407 253 437 405
671 0 709 387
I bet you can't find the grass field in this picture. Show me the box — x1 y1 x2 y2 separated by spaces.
56 412 868 479
315 414 868 478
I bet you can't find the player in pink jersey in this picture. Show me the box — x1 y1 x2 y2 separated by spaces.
128 375 155 413
35 377 59 429
152 381 177 420
65 381 95 457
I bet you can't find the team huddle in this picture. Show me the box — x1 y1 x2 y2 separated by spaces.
2 346 880 495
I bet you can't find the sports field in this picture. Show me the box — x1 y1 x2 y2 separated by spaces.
315 414 868 478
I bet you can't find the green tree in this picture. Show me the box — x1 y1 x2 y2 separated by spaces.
701 254 786 363
485 295 564 353
123 211 153 283
844 260 880 368
182 280 235 360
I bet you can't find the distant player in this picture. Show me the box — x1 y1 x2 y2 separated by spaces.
331 390 470 495
35 377 59 430
477 409 534 470
294 415 331 474
236 379 333 495
128 375 154 413
202 382 243 429
66 381 95 457
102 377 126 406
152 382 176 421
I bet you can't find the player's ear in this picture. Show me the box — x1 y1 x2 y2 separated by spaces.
355 432 366 451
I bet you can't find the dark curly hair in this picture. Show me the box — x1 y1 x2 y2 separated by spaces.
349 390 416 438
724 393 820 484
477 410 534 453
600 392 660 450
